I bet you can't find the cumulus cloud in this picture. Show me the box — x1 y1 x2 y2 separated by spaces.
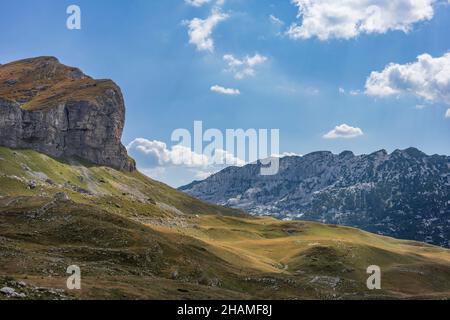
210 85 240 95
365 52 450 105
223 53 268 79
323 124 364 139
287 0 435 40
127 138 208 168
127 138 248 186
446 109 450 118
186 9 229 52
127 138 245 168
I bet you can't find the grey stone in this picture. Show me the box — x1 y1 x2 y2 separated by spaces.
0 287 16 295
27 180 37 189
54 192 70 201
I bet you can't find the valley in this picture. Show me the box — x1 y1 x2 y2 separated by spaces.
1 147 450 300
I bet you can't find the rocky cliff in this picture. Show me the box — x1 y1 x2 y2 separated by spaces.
0 57 135 171
180 148 450 247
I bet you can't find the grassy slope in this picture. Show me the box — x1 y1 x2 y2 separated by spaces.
1 147 450 300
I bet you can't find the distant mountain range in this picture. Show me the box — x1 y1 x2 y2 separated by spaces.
180 148 450 248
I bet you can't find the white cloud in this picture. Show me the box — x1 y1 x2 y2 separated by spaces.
270 14 285 26
193 170 214 180
185 0 212 7
323 124 364 139
210 85 240 95
127 138 245 168
223 53 268 79
272 152 303 158
185 0 225 7
127 138 246 186
445 108 450 118
365 52 450 105
339 87 362 96
287 0 435 41
213 149 246 166
186 9 229 52
127 138 208 168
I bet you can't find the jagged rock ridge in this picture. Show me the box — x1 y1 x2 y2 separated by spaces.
180 148 450 247
0 56 135 171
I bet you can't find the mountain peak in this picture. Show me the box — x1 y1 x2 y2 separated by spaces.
370 149 388 156
392 147 427 158
339 150 355 158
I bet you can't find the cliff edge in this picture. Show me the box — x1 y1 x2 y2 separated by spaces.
0 56 135 171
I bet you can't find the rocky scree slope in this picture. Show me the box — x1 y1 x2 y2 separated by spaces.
0 56 135 171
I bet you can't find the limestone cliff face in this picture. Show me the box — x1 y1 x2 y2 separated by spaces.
0 57 135 171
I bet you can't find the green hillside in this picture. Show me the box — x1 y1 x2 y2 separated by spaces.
1 147 450 300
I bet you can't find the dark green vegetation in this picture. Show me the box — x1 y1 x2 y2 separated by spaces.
1 147 450 300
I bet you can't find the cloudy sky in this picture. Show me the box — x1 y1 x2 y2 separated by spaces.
1 0 450 187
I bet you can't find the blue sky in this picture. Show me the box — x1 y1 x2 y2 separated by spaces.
1 0 450 186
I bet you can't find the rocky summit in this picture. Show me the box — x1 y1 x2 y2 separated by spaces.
180 148 450 248
0 57 135 172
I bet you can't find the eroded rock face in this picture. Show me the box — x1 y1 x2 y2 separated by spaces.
0 57 135 171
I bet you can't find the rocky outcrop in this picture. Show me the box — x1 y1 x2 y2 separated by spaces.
0 57 135 171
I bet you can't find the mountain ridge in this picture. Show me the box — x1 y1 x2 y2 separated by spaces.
180 147 450 248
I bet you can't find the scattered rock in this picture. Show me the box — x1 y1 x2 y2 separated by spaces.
75 187 91 195
0 287 26 298
0 287 15 295
27 180 37 189
171 270 179 280
310 276 341 289
4 79 17 86
54 192 70 201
